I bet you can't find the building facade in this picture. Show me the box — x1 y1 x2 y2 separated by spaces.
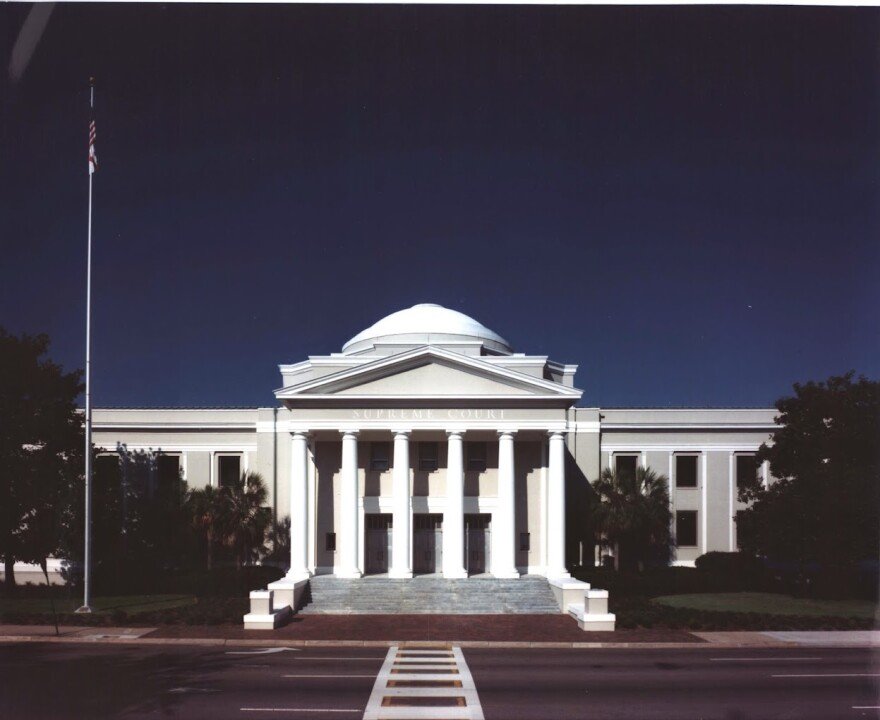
90 303 777 580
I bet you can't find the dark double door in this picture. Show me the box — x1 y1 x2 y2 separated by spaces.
413 514 443 574
365 514 393 574
465 514 491 575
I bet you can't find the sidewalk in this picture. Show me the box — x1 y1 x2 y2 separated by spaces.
0 619 877 649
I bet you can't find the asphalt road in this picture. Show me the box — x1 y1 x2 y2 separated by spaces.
0 642 877 719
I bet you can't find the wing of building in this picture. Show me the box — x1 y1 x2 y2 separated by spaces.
92 303 777 581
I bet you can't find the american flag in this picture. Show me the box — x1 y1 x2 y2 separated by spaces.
88 119 97 175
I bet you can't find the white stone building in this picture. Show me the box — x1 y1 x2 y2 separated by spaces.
90 303 776 583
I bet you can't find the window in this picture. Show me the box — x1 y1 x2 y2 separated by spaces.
157 455 181 503
325 532 336 552
736 454 757 487
466 442 487 472
370 442 390 471
519 532 530 552
676 511 698 547
419 442 439 471
218 454 241 489
615 455 638 482
94 454 120 493
676 455 698 488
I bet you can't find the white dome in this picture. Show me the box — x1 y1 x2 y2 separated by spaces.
342 303 512 355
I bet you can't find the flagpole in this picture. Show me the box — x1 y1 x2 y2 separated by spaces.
77 77 96 614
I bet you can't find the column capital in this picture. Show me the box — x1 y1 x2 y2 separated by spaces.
290 430 311 439
497 429 518 439
391 429 411 439
547 429 567 439
339 428 360 438
445 429 466 439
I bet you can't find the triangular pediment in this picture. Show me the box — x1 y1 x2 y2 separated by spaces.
275 346 581 403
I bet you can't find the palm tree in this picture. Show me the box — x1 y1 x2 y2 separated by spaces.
590 466 672 571
221 471 270 569
185 485 226 570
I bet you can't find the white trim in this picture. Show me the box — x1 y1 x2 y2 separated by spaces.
275 345 582 399
104 444 257 452
601 423 775 430
728 452 735 552
94 422 256 431
286 420 568 432
701 453 708 555
603 443 764 452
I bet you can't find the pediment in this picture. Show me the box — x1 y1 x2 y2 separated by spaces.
275 347 581 402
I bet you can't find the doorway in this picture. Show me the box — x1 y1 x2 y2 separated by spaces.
413 514 443 574
465 514 491 575
365 514 392 574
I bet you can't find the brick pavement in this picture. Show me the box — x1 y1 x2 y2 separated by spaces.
144 614 702 644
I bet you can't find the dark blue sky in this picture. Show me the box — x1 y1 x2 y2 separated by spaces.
2 4 878 409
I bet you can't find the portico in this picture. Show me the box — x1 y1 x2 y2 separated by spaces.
274 304 581 582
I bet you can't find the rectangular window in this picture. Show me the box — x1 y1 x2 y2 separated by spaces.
676 455 698 488
519 532 530 552
466 442 487 472
676 511 698 547
95 454 120 494
736 454 757 487
218 454 241 489
370 442 390 471
325 532 336 552
157 455 181 502
615 455 638 483
419 442 439 472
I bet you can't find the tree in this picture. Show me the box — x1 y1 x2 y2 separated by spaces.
0 329 83 591
221 471 270 569
737 372 880 569
590 465 672 571
185 485 226 570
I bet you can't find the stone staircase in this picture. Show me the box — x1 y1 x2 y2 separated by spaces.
297 574 561 615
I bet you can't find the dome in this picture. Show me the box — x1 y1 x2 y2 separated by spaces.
342 303 512 355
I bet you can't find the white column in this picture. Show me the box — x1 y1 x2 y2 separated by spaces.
389 431 413 578
443 431 467 578
338 430 362 578
493 431 519 578
546 431 569 578
288 431 310 581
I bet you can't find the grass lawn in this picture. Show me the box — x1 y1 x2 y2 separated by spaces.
0 594 197 616
653 592 877 619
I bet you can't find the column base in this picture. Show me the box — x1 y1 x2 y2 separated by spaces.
334 568 363 579
442 569 468 579
388 569 413 579
492 568 520 579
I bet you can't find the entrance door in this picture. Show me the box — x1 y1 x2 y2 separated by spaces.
365 514 393 574
465 514 491 576
413 514 443 574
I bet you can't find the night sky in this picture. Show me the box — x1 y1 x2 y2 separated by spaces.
2 4 878 409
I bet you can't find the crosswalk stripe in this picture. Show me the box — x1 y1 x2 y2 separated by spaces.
363 646 484 720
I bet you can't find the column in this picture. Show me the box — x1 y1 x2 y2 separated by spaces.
338 430 362 578
493 431 519 578
389 431 413 578
546 431 570 578
443 431 467 578
287 431 310 581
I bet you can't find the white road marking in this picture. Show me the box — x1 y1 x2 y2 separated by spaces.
227 647 301 655
283 674 377 678
241 709 361 714
290 657 385 661
772 674 880 678
363 646 484 720
711 657 823 661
